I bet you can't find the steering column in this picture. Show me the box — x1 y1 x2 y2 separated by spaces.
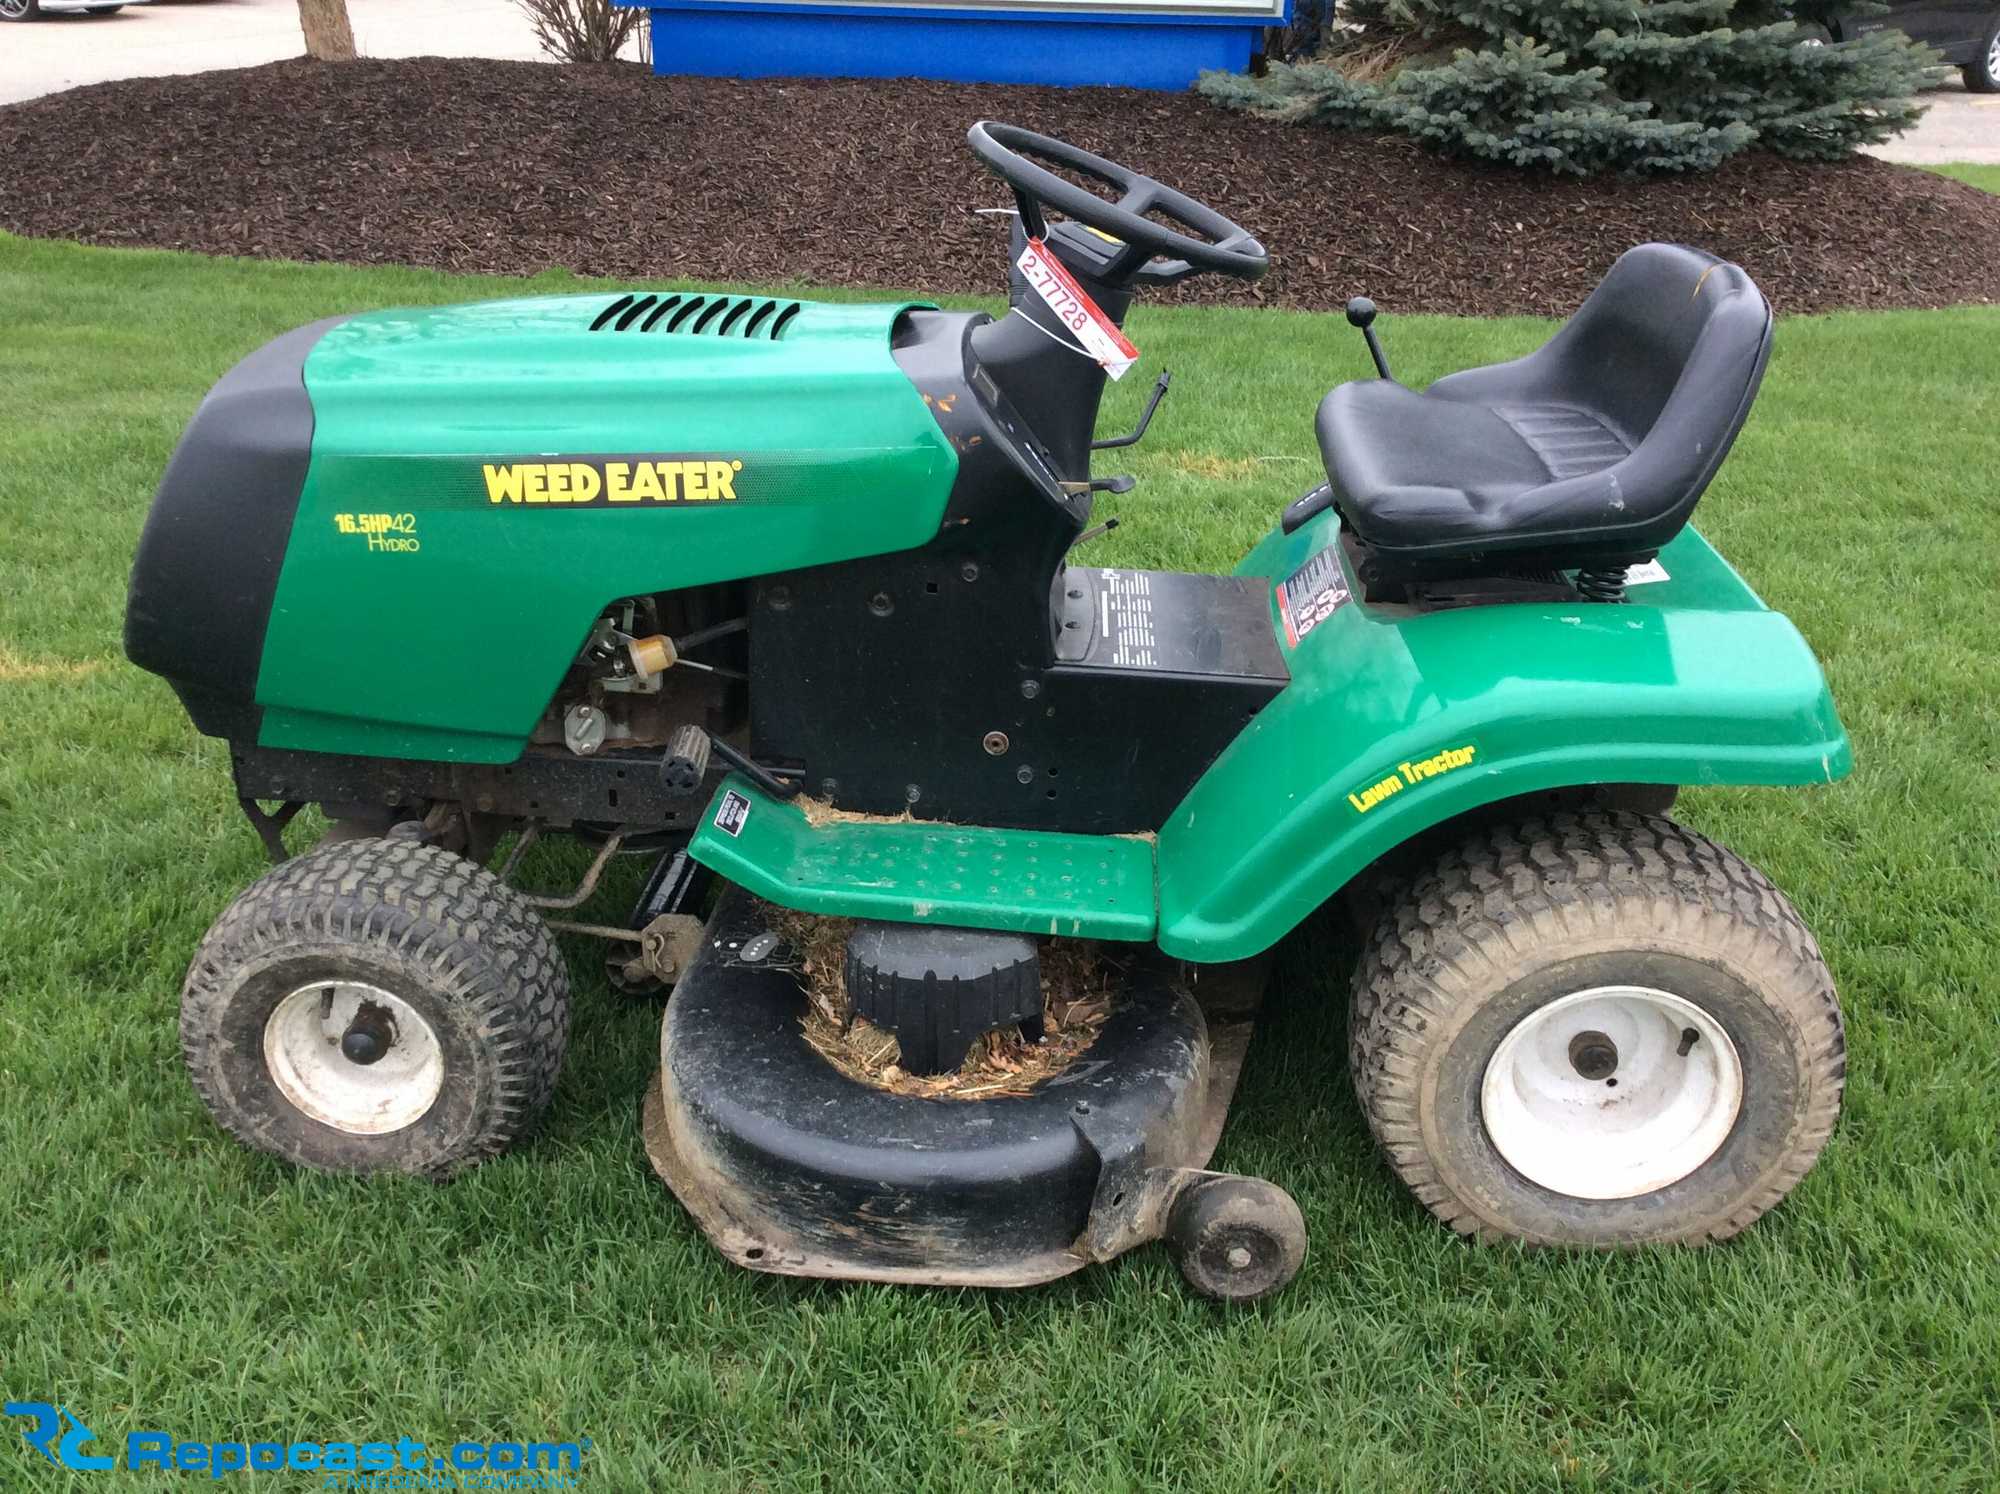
962 122 1269 482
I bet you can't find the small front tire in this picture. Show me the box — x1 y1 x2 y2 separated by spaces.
1350 812 1844 1246
180 839 571 1180
1166 1176 1307 1302
0 0 43 21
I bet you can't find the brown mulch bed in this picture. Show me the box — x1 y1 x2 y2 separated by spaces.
2 58 1995 315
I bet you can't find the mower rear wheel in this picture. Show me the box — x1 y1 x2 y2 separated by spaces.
1166 1176 1307 1302
1349 811 1844 1246
180 838 570 1179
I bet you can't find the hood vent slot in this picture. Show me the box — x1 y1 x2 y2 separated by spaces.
590 294 802 340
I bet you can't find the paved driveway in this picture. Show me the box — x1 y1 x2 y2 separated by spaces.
1867 78 2000 165
0 0 639 106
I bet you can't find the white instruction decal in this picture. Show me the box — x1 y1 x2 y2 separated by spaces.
1097 569 1157 668
713 789 751 838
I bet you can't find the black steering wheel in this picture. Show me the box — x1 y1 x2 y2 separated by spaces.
966 121 1268 287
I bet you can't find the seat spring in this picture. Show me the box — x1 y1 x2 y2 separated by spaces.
1576 566 1629 603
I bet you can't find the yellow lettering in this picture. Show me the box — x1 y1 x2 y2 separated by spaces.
483 464 526 503
1348 774 1406 814
484 456 747 508
1387 745 1478 793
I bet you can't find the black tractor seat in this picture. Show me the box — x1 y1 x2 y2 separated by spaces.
1317 244 1773 578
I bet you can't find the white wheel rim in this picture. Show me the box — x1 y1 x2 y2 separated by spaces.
264 980 444 1135
1989 33 2000 74
1480 986 1742 1200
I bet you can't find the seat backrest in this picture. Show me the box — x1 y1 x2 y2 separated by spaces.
1428 242 1774 558
1544 243 1771 451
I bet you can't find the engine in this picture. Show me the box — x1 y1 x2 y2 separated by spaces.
530 588 747 763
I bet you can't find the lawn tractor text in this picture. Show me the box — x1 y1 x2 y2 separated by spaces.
1347 744 1479 814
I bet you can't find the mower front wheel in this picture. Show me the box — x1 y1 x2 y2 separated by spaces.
1350 812 1844 1246
180 839 570 1180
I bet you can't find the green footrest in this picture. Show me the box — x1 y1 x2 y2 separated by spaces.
688 775 1157 941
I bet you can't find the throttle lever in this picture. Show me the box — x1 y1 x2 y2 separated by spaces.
1091 370 1171 451
1061 474 1135 497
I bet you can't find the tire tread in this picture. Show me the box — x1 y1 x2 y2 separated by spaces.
1348 810 1844 1245
180 839 569 1178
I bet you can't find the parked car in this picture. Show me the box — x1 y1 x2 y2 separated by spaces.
1806 0 2000 91
0 0 150 18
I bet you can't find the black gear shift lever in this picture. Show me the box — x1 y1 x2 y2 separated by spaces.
1278 295 1396 538
1346 297 1393 381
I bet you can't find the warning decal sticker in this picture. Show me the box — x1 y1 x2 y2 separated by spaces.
713 789 751 838
1276 547 1353 648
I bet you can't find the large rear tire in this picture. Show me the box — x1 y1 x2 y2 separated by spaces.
180 839 570 1179
0 0 43 22
1349 812 1844 1246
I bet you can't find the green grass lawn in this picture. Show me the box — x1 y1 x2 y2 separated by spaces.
1928 161 2000 194
2 231 1997 1491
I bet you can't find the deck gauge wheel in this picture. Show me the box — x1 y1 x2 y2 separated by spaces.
1166 1176 1308 1303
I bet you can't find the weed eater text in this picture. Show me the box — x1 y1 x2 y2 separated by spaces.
483 458 742 506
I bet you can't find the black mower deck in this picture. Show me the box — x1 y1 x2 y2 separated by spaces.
642 888 1270 1288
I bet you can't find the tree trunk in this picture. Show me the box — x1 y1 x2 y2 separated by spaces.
297 0 357 61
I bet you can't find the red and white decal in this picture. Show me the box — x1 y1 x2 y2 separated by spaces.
1015 237 1140 380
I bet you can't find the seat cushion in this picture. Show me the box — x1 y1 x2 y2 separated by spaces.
1315 244 1773 569
1316 382 1632 554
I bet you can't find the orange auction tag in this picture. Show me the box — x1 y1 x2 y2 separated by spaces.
1016 237 1140 380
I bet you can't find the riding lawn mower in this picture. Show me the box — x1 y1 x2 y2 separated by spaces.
127 123 1851 1301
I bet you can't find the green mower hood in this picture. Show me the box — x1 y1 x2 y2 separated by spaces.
126 290 956 759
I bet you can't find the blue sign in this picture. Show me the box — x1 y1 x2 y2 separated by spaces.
612 0 1288 89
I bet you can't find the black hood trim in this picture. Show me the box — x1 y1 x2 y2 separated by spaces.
124 315 350 740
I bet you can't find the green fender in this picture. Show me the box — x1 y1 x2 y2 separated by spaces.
1152 514 1851 963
